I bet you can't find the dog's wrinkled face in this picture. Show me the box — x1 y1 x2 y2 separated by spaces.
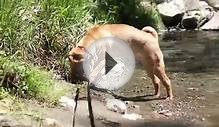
68 46 85 63
69 46 86 81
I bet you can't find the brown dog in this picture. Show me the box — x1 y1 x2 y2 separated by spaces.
69 24 173 100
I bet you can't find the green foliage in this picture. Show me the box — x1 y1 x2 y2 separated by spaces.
95 0 164 30
0 55 71 104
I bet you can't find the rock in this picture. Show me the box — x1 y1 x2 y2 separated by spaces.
42 118 63 127
0 116 19 127
158 110 173 117
181 10 202 29
188 87 199 91
157 0 185 27
181 1 214 29
201 11 219 30
105 99 127 114
0 109 7 115
183 0 200 11
204 0 219 10
122 113 143 120
59 96 76 109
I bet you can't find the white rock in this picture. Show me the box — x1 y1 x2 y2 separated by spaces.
105 99 127 114
122 113 143 120
158 110 173 117
59 96 76 109
42 118 63 127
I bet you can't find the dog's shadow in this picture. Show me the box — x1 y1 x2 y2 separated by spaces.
111 93 165 102
90 86 165 102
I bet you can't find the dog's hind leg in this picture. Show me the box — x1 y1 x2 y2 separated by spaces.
153 63 173 100
144 63 161 97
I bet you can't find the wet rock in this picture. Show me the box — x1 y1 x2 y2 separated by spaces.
42 118 63 127
59 96 76 110
105 98 127 114
201 11 219 30
157 0 184 27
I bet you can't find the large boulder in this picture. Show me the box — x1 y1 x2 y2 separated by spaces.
157 0 185 27
201 11 219 30
181 1 214 29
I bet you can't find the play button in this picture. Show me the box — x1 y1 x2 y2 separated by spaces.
82 37 135 90
105 52 117 74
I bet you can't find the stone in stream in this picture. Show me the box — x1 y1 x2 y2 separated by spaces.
157 0 215 29
105 98 127 114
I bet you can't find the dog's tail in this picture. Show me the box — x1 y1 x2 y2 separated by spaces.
142 26 158 39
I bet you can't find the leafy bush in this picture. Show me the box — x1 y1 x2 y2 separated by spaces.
95 0 164 30
0 55 70 104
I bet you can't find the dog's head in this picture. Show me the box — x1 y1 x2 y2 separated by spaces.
68 46 85 63
68 46 86 82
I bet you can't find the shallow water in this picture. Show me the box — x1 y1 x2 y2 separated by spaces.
118 30 219 127
160 30 219 73
161 31 219 127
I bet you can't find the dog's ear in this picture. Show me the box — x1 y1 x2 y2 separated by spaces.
77 46 85 50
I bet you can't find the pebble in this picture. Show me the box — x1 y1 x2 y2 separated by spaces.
158 110 173 117
201 117 205 121
188 87 199 91
141 77 147 80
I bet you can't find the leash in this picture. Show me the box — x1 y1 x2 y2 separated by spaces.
87 82 96 127
72 87 80 127
72 82 96 127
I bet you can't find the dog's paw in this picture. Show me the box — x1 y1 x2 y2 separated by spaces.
166 96 173 100
154 94 160 98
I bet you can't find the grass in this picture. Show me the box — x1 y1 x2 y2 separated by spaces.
0 54 71 104
0 0 95 104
